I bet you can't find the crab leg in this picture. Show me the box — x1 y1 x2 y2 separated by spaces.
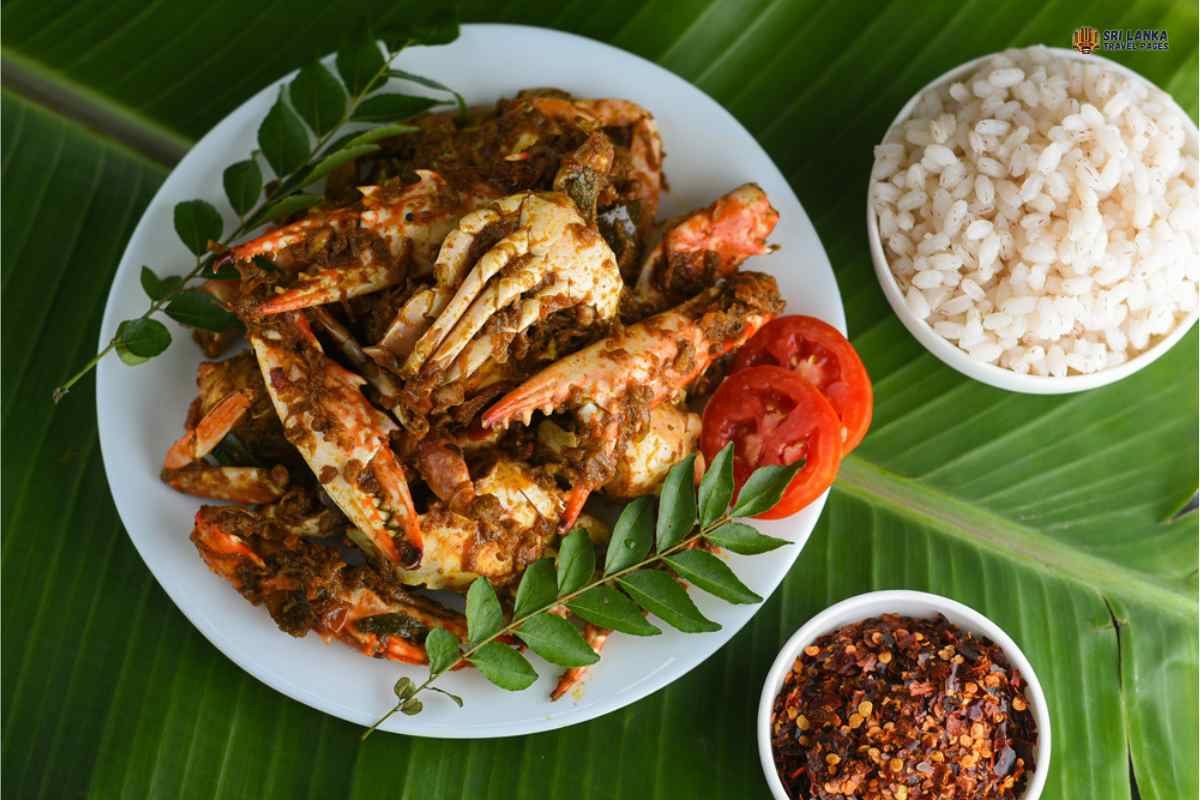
248 312 421 567
308 307 405 408
259 262 405 314
162 464 290 504
364 285 454 371
223 171 467 314
633 184 779 310
163 391 253 469
226 206 357 263
192 502 466 664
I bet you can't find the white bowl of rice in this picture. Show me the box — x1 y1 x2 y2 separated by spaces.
868 45 1198 393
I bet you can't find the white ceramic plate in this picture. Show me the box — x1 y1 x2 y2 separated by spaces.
96 23 843 737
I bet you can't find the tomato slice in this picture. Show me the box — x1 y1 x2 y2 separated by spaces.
731 315 873 453
700 366 843 519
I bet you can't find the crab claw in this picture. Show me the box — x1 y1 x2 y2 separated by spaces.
191 498 466 664
634 183 779 309
248 313 422 568
222 171 467 314
485 272 782 530
484 272 784 429
401 192 622 388
529 96 664 231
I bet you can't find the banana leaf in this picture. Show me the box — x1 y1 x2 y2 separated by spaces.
2 1 1196 798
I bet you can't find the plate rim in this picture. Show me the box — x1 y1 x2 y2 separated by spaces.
94 21 844 738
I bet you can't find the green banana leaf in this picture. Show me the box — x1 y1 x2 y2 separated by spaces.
2 2 1196 798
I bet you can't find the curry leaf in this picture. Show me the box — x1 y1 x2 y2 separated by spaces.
173 199 223 256
515 614 599 667
345 123 419 147
222 159 262 217
730 461 806 518
164 289 240 332
467 642 538 691
288 61 347 136
656 453 697 551
114 318 171 365
617 570 720 633
300 143 379 186
351 94 444 123
424 628 460 675
703 522 789 555
556 528 596 596
139 266 182 301
390 69 467 119
605 496 654 574
698 442 735 525
566 585 660 636
513 559 557 619
377 11 460 50
428 686 464 707
257 90 311 176
663 550 761 604
336 38 385 96
465 578 504 645
252 193 322 225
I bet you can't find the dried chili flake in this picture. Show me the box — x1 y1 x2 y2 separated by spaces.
770 613 1037 799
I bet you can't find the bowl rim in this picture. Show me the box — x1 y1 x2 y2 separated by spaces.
867 45 1199 395
756 589 1051 800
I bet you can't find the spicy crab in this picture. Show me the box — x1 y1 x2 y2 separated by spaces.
165 90 784 696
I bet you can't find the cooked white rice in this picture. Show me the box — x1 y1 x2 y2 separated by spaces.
872 46 1199 377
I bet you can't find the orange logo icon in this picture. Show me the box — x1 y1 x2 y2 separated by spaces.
1073 26 1100 54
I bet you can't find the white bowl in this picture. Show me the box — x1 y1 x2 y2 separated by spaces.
867 46 1199 394
757 590 1051 800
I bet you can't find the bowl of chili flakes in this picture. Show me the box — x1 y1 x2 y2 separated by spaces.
757 590 1050 800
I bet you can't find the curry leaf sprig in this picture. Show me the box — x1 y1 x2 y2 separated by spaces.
362 444 803 738
52 13 462 403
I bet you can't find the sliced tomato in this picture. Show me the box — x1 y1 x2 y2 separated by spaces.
700 366 843 520
731 315 873 453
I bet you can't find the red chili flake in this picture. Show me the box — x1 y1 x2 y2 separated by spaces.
770 613 1038 800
